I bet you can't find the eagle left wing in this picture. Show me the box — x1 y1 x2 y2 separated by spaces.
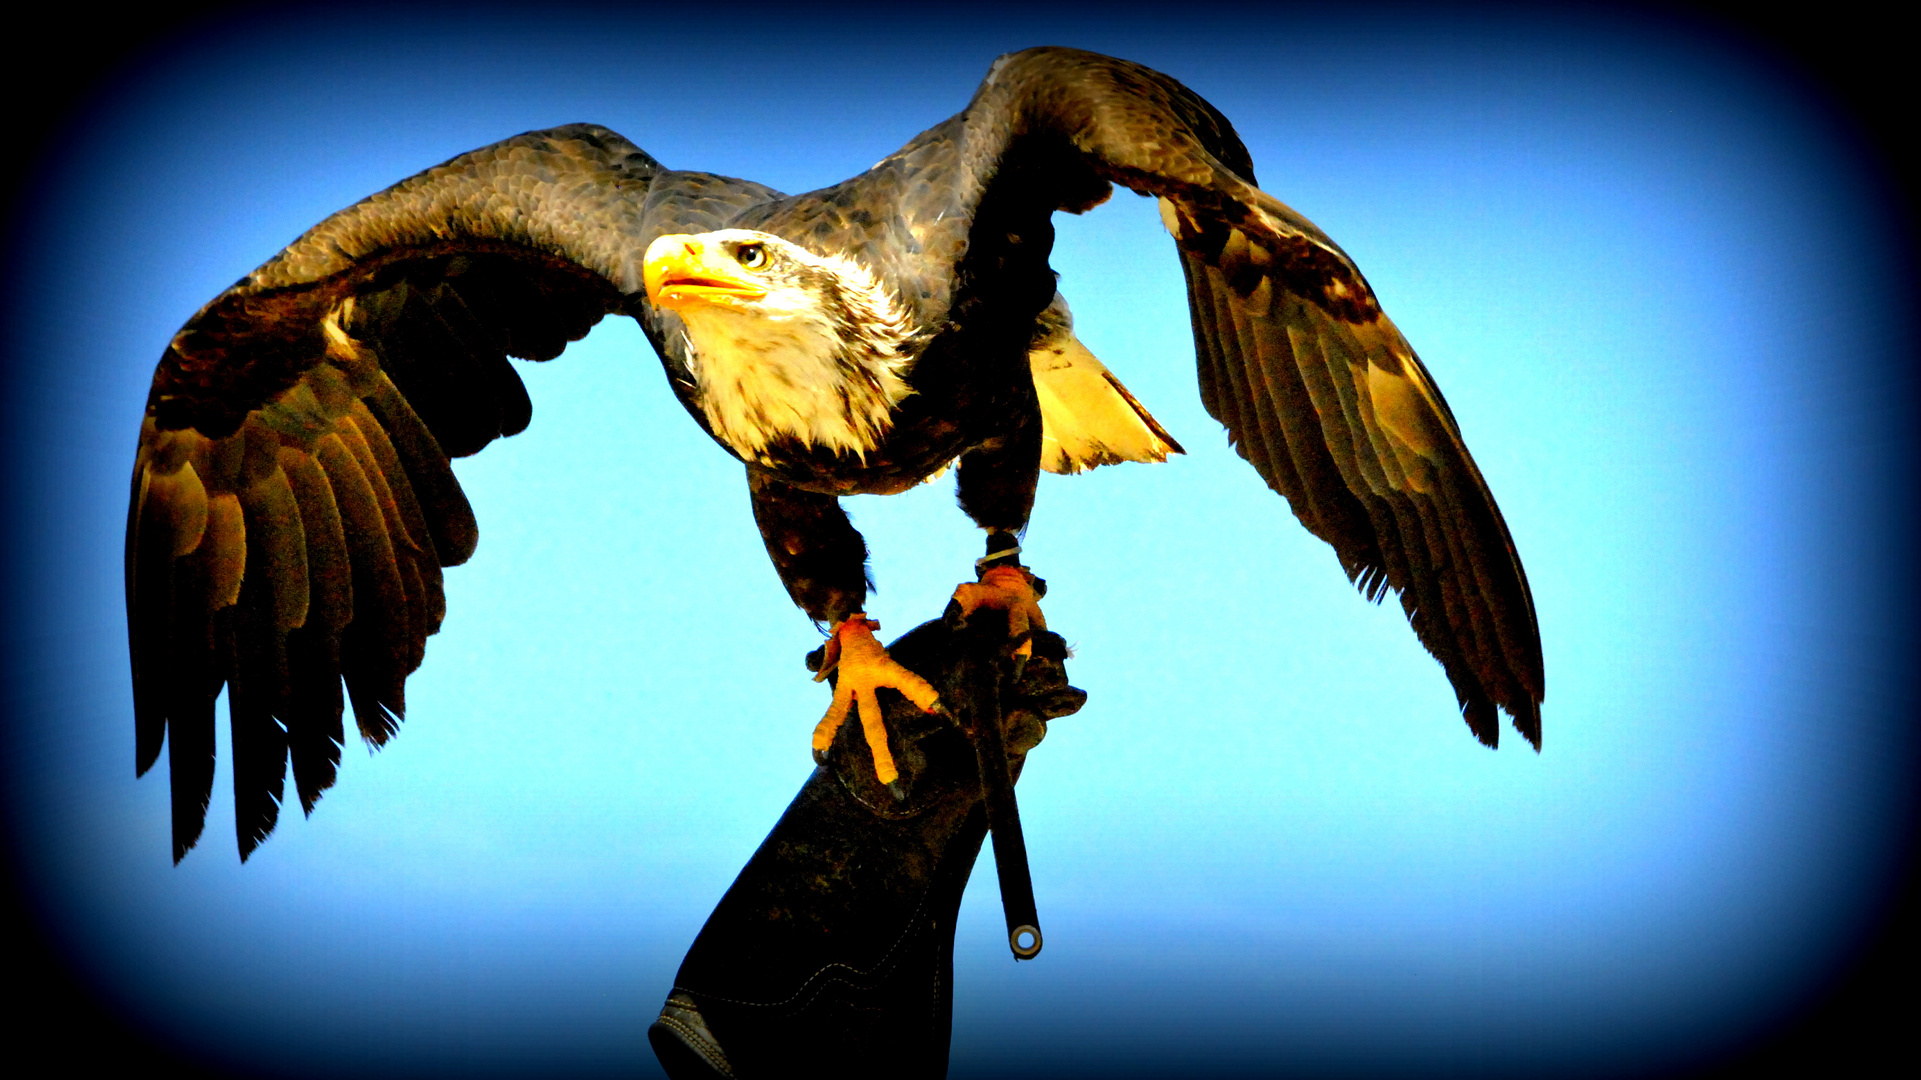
967 48 1543 747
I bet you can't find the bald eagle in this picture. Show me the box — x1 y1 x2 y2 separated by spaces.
127 47 1543 861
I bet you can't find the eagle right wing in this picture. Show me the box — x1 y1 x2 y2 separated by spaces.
128 124 768 860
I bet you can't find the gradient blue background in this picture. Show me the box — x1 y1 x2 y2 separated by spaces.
4 5 1914 1077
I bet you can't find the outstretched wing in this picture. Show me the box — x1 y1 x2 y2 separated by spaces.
128 124 765 860
968 48 1544 748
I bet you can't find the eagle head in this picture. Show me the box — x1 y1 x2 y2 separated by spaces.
642 229 918 462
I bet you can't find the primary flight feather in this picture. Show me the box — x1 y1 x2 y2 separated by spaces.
127 46 1543 860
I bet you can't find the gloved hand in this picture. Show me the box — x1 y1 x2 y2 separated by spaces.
649 616 1085 1080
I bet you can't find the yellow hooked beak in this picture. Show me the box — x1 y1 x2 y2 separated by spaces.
642 234 768 311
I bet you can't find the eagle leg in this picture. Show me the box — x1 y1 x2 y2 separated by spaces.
949 415 1047 657
746 466 871 629
812 615 941 786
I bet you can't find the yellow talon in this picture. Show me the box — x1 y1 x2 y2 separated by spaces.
950 565 1047 660
812 615 941 786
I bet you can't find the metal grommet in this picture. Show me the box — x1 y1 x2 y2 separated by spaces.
1010 923 1042 960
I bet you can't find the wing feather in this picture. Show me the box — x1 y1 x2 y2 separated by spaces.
129 455 180 775
230 567 289 859
279 447 353 632
1175 250 1229 425
345 404 446 637
362 375 477 566
163 510 227 860
201 493 246 612
1292 314 1417 603
1206 269 1294 496
238 463 310 633
314 429 410 744
276 445 350 815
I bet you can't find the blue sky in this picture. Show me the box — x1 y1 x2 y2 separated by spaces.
4 6 1914 1077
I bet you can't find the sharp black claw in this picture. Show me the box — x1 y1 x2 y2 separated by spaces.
1001 629 1034 658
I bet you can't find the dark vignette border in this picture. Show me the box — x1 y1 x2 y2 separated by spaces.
2 3 1913 1077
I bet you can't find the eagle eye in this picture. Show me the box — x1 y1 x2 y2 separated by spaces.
735 242 769 270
